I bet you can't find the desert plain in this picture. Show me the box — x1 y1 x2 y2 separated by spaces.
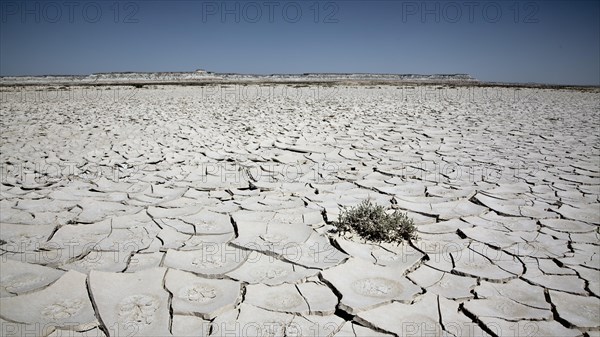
0 80 599 336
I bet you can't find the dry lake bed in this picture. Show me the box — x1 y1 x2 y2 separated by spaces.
0 82 599 336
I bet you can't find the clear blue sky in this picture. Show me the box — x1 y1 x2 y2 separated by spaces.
1 0 599 85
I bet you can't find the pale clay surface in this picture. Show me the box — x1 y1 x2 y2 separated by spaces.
0 84 598 336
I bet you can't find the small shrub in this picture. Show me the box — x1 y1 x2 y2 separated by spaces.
334 199 417 243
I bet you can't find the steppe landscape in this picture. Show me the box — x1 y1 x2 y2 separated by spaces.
0 77 599 337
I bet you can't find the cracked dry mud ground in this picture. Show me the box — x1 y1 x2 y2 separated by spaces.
0 84 599 337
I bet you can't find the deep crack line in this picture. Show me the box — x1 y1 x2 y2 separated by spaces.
85 276 110 337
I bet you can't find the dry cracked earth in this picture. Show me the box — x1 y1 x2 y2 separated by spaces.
0 84 599 337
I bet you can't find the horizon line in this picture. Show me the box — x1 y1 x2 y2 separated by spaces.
1 71 599 88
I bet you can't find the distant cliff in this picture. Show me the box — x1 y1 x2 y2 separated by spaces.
0 71 478 85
